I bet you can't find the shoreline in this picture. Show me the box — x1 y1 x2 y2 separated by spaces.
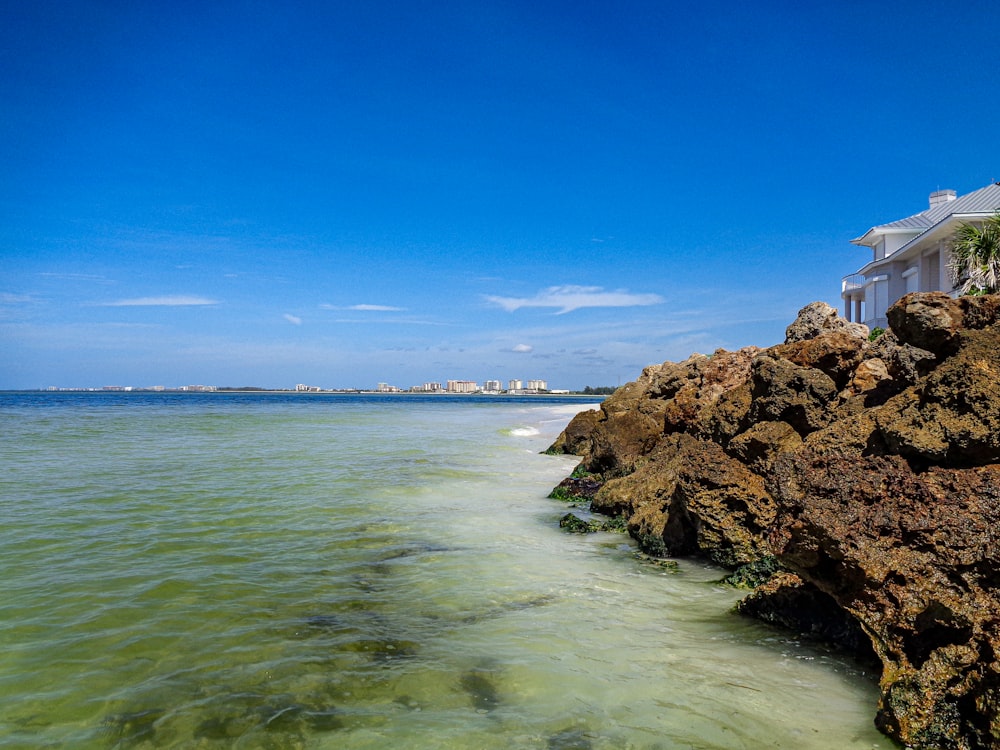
9 389 606 398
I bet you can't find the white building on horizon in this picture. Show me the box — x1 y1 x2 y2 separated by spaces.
842 182 1000 329
507 379 522 391
446 380 478 393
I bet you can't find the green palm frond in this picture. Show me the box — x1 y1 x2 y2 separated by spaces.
948 213 1000 295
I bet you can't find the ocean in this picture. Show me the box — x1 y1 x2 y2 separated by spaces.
0 392 888 749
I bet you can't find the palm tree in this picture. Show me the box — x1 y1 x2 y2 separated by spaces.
949 213 1000 295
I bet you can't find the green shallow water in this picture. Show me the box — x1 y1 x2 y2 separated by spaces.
0 393 889 749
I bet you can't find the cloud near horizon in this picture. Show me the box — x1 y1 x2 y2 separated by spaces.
283 313 302 325
1 293 38 304
320 303 406 312
511 343 533 353
485 285 664 314
99 295 219 307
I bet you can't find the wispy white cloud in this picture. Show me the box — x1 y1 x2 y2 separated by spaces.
329 318 454 326
485 285 664 314
321 303 406 312
283 313 302 325
38 272 114 284
351 303 405 312
0 293 38 304
510 343 533 353
99 295 220 307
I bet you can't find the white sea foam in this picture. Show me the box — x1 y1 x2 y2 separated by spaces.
509 426 540 437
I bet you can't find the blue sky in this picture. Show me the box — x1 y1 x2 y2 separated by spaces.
3 1 999 390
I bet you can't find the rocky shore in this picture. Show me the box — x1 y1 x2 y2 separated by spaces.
547 292 1000 750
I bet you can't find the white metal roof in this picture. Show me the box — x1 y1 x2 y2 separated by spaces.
852 182 1000 246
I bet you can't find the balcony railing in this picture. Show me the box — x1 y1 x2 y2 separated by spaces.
841 273 866 294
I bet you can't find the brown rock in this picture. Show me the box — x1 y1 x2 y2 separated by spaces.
770 331 868 389
747 353 839 436
784 300 870 343
800 407 887 457
957 294 1000 331
549 367 670 475
769 450 1000 750
869 328 936 385
728 420 802 475
877 325 1000 466
656 348 758 435
736 571 874 654
847 357 892 395
887 292 966 355
547 407 602 456
595 434 776 567
549 348 758 474
671 443 776 568
694 381 753 445
886 292 1000 358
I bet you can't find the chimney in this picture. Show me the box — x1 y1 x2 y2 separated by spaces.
929 189 957 208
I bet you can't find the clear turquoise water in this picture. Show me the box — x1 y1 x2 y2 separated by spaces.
0 393 888 749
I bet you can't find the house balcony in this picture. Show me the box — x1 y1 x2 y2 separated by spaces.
841 273 866 296
841 273 868 325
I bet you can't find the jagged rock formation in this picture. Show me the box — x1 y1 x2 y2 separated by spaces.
548 293 1000 750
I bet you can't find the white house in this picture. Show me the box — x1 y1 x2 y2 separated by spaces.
842 182 1000 329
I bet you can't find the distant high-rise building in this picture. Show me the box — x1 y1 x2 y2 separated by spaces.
483 379 501 392
527 379 548 391
446 380 478 393
508 379 522 391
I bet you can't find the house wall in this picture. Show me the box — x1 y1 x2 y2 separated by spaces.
922 248 943 292
887 260 909 305
865 275 890 329
875 232 917 260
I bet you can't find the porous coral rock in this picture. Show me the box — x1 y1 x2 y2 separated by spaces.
784 300 869 343
769 450 1000 749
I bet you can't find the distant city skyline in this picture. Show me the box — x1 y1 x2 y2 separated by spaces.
4 2 999 390
34 373 561 393
37 374 566 394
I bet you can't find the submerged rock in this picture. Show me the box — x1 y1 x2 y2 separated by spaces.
102 708 164 745
558 512 626 534
547 727 596 749
459 662 503 712
549 475 603 503
546 292 1000 750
